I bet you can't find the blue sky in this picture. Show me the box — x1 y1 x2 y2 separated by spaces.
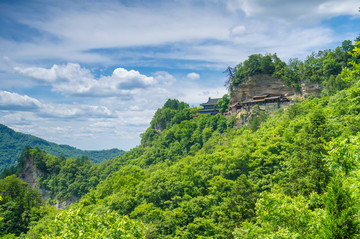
0 0 359 151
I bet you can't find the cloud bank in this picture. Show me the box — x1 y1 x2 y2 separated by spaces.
0 0 358 150
1 0 358 66
14 63 160 97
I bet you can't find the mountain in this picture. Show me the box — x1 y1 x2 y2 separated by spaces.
0 123 125 172
1 39 360 238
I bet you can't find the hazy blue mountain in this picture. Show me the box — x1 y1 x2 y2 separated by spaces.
0 124 124 172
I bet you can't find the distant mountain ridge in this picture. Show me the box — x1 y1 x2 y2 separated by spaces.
0 124 125 172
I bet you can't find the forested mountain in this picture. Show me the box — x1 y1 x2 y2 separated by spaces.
0 124 124 172
0 39 360 238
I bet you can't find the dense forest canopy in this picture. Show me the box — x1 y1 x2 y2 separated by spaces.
1 39 360 238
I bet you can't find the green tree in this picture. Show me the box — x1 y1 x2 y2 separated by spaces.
342 41 360 84
217 94 230 114
42 208 144 238
0 175 43 236
321 176 359 238
320 136 360 238
233 191 322 239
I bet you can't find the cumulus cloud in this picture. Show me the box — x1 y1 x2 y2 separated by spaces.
177 85 227 104
112 68 156 89
0 90 41 111
230 25 246 37
38 104 115 119
187 72 200 80
220 0 359 23
153 71 176 85
1 0 359 150
317 0 360 15
14 63 158 97
0 89 115 119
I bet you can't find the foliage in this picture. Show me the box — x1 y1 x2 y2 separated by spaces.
235 42 360 238
321 135 360 238
0 175 43 237
229 39 359 95
233 191 323 239
324 137 360 177
248 106 269 132
231 53 282 86
321 176 359 238
341 41 360 84
141 99 193 145
1 147 103 207
217 94 230 114
29 148 100 202
23 78 360 237
41 208 144 238
11 38 360 238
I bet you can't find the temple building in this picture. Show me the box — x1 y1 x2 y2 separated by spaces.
199 98 220 115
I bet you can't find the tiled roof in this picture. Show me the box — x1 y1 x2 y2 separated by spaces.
265 96 281 100
201 98 220 106
241 94 285 104
252 99 265 103
253 94 270 99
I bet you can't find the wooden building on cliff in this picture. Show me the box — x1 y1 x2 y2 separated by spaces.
230 94 289 113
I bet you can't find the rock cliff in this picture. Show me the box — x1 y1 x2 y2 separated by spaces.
230 74 322 106
301 79 324 98
19 154 43 189
19 153 76 209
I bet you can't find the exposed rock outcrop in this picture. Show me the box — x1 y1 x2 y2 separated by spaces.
18 153 77 209
19 155 43 189
55 197 79 209
230 74 323 107
301 79 324 98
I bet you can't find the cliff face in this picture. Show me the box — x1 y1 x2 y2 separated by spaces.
19 155 42 189
230 74 322 106
18 154 75 209
301 79 324 98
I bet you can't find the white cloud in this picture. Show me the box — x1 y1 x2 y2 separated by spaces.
0 90 41 111
14 65 59 83
220 0 359 23
1 0 359 151
0 89 115 119
230 25 246 37
14 63 158 97
0 65 228 149
0 1 230 64
177 84 227 105
187 72 200 80
317 0 360 15
223 0 260 16
1 0 358 68
112 68 156 90
153 71 176 85
38 104 114 119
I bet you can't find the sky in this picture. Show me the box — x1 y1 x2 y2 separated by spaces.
0 0 359 151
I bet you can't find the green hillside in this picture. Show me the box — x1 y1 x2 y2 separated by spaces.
0 124 124 172
0 40 360 238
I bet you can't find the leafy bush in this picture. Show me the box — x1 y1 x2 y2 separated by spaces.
41 208 144 238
